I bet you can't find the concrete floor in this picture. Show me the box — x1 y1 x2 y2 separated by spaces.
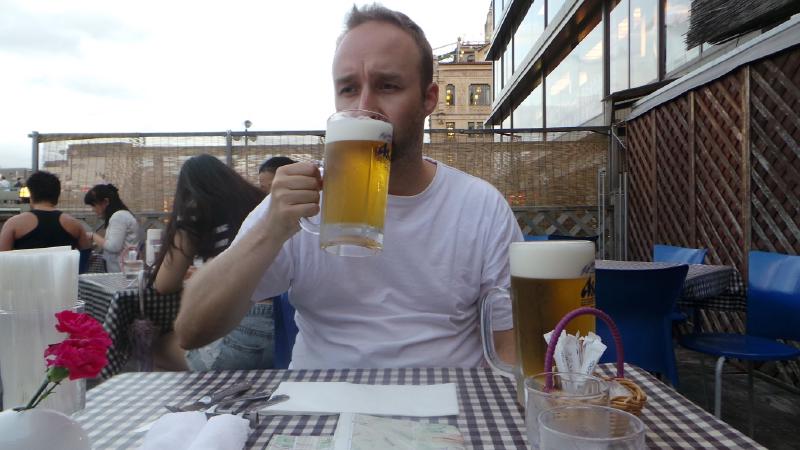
675 348 800 450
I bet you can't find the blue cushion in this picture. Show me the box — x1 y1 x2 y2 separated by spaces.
680 333 800 361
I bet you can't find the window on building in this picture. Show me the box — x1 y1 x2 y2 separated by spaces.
503 44 513 88
467 54 475 62
665 0 700 73
446 122 456 138
546 18 603 127
547 0 566 26
514 0 545 71
610 0 630 92
468 122 475 130
444 84 456 106
494 59 503 97
630 0 658 87
469 84 491 106
513 83 544 128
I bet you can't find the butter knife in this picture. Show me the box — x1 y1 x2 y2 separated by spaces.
167 381 252 412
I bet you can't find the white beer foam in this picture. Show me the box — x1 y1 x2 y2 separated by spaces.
326 115 393 143
510 241 595 279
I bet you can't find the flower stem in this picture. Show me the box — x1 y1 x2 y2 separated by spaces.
31 380 62 409
20 378 51 410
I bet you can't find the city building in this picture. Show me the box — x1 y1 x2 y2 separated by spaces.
429 35 493 142
485 0 794 128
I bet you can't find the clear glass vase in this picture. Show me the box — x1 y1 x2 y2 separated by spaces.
0 408 90 450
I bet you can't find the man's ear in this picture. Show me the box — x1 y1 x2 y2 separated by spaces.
423 82 439 116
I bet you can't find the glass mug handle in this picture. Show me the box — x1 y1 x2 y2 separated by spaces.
298 160 323 235
480 286 515 376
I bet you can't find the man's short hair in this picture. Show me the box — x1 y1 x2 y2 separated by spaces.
26 171 61 204
340 4 433 96
259 156 296 174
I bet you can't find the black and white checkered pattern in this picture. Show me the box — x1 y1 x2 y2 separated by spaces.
73 365 763 449
595 261 746 311
78 273 181 379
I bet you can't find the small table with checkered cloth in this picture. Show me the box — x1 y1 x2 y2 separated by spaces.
74 364 762 449
78 273 181 379
595 260 745 311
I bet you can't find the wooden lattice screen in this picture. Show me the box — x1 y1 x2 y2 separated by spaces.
626 47 800 274
626 45 800 388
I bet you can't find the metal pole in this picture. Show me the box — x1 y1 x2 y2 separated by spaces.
225 130 233 167
29 131 39 171
598 168 606 258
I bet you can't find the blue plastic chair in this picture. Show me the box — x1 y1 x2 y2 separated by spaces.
595 264 689 387
653 244 708 323
679 251 800 434
273 292 299 369
523 234 549 241
654 244 708 264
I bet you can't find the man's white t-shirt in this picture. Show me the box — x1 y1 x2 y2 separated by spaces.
235 159 523 369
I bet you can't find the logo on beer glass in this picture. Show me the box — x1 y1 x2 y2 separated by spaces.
300 110 393 257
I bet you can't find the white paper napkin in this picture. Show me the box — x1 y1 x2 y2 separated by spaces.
138 412 249 450
139 411 207 450
260 382 459 417
186 414 250 450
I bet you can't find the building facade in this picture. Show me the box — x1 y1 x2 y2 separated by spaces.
486 0 777 129
430 39 493 142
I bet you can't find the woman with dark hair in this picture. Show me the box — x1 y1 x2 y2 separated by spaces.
0 171 91 251
84 183 140 272
152 153 273 371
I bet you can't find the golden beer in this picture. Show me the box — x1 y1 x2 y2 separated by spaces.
317 110 393 256
511 275 595 377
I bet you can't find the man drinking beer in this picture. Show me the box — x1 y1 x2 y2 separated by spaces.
176 4 523 369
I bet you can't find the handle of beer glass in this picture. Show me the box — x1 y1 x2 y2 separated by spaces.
480 287 515 376
299 160 323 235
543 306 625 390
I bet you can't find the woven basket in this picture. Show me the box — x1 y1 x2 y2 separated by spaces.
544 306 647 416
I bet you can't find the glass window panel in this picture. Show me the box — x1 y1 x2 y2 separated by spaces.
547 0 566 25
665 0 700 73
469 84 492 106
514 0 546 71
494 59 502 97
503 44 513 87
630 0 658 87
609 0 629 92
546 19 603 127
494 0 501 30
513 83 543 128
445 84 456 106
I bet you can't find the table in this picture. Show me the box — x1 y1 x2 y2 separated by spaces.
596 260 745 311
74 365 763 449
78 273 181 379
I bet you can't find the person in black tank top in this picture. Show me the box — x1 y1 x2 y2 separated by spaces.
13 210 78 249
0 171 89 252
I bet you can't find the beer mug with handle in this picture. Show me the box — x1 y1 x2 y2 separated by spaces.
482 240 596 403
300 109 393 257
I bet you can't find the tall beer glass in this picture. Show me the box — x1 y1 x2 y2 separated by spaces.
301 109 393 257
482 240 596 402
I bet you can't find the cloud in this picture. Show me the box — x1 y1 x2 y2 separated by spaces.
0 2 143 56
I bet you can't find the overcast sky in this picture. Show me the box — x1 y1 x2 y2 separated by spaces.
0 0 493 168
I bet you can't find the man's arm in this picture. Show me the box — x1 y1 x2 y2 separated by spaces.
0 217 16 251
494 329 516 365
174 162 321 349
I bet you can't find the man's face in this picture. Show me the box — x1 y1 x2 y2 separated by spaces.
258 170 275 194
333 21 438 162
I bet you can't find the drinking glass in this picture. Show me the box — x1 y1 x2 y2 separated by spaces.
300 109 393 257
537 405 646 450
525 372 609 449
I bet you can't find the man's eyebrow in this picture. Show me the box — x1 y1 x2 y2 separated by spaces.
334 74 356 85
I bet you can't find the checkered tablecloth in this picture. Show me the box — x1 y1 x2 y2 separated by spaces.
78 273 181 379
595 260 746 311
73 365 762 449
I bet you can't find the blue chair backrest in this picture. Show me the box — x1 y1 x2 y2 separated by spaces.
78 248 92 274
595 265 689 377
747 251 800 341
653 244 707 264
273 292 299 369
524 234 549 241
